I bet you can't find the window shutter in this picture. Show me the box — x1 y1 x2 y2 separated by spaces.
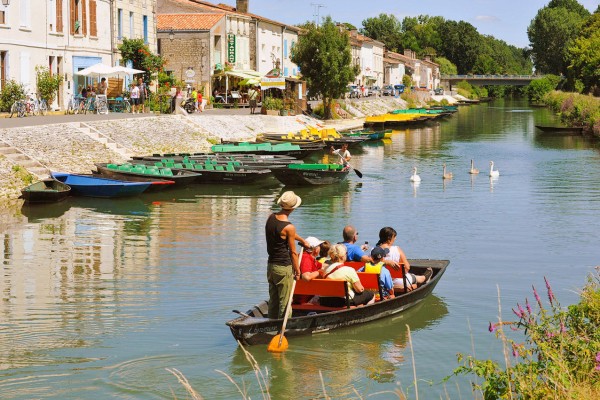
56 0 63 33
82 0 87 36
89 0 96 37
70 0 75 35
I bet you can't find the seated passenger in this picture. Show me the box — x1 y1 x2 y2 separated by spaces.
376 227 432 293
358 246 394 300
317 240 331 266
319 244 375 307
340 225 371 263
294 236 325 305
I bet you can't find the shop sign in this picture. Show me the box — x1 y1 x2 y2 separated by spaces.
227 34 236 64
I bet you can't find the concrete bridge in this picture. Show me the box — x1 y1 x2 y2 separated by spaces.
441 74 540 88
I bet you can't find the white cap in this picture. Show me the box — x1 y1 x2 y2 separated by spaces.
305 236 324 248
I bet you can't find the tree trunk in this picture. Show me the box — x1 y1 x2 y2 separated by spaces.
323 97 332 120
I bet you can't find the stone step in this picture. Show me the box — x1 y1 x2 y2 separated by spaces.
0 147 17 155
5 153 28 161
19 159 42 168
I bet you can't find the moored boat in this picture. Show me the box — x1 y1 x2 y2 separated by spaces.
535 125 584 135
50 172 154 198
226 259 449 345
20 179 71 203
271 163 350 186
94 163 198 187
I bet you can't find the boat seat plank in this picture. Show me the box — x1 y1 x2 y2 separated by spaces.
356 272 384 300
293 279 350 310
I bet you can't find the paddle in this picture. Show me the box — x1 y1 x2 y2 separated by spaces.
333 149 363 178
267 247 303 353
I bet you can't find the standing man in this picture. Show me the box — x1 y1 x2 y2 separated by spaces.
248 85 258 114
137 77 148 113
265 191 307 319
98 78 108 95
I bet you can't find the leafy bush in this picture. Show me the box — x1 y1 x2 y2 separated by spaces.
401 91 419 108
262 97 283 111
0 80 26 112
525 74 561 103
449 271 600 399
36 65 63 105
544 90 600 134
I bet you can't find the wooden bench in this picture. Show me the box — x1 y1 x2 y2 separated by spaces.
292 279 350 311
356 272 384 300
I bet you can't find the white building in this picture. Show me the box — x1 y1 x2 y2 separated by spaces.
347 29 384 88
0 0 157 110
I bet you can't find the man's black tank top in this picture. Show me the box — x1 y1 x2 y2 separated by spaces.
265 213 292 265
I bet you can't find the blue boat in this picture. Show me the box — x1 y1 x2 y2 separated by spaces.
50 172 153 198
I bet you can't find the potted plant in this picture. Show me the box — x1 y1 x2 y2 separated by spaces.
261 97 283 116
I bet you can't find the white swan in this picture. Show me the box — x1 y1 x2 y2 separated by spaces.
410 166 421 182
469 159 479 175
443 163 453 180
489 161 499 178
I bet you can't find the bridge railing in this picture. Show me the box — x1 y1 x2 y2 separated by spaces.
441 74 539 79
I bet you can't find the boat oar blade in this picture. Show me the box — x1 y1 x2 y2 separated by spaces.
353 168 363 178
267 334 288 353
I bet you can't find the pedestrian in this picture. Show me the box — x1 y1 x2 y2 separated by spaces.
265 191 307 319
137 77 147 113
197 90 203 112
98 78 108 95
130 83 139 113
248 85 259 114
191 87 198 112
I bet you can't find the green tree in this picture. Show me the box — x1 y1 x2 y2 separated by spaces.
35 65 63 105
0 80 26 112
528 2 590 74
360 14 403 52
566 10 600 93
434 56 457 75
292 16 357 119
438 20 481 74
118 38 165 82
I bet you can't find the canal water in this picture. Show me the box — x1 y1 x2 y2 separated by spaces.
1 99 599 399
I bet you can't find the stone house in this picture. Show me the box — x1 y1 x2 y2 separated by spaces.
0 0 157 110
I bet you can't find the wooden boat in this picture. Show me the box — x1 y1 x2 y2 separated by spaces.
226 259 449 345
20 179 71 203
343 129 391 140
535 125 584 135
94 163 198 188
212 142 321 159
271 163 350 186
50 172 153 198
132 154 302 170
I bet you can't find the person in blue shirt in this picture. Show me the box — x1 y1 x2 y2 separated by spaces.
358 246 394 299
340 225 370 263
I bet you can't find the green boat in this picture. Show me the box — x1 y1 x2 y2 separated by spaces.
271 163 349 186
342 129 392 140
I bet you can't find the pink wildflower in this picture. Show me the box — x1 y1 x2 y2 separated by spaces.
560 322 566 333
525 298 532 315
596 352 600 371
513 307 523 319
544 277 555 305
488 322 496 332
512 347 519 358
533 285 542 307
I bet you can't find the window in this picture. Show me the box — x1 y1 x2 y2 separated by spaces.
117 8 122 39
56 0 64 32
20 0 31 28
0 51 7 90
284 40 287 58
0 10 5 25
70 0 87 35
143 15 148 43
129 11 133 38
89 0 96 36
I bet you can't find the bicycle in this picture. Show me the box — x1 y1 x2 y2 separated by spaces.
83 97 96 114
9 99 26 118
95 94 109 115
66 94 83 115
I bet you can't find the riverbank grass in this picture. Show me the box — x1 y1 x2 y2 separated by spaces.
544 91 600 135
448 270 600 399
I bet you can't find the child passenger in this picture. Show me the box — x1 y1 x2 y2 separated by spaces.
359 246 394 299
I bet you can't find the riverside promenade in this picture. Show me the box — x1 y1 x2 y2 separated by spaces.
1 98 402 199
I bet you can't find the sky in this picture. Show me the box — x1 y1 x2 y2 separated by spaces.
220 0 598 48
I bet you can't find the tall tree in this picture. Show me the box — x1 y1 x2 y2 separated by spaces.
528 1 590 74
438 20 480 74
360 14 403 52
291 17 357 119
566 10 600 93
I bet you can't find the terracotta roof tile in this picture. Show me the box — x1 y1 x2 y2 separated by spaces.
157 13 225 31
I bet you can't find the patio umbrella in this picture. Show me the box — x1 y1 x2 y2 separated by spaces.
111 66 145 76
77 63 118 77
239 78 260 86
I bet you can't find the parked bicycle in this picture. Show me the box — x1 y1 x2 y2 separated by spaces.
9 99 26 118
83 95 109 115
24 94 48 116
66 93 85 115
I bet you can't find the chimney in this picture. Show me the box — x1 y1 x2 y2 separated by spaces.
236 0 248 13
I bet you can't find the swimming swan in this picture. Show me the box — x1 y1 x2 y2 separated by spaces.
410 166 421 182
489 161 499 178
469 159 479 174
443 163 453 180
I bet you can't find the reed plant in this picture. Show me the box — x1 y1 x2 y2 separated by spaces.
448 269 600 399
544 91 600 135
